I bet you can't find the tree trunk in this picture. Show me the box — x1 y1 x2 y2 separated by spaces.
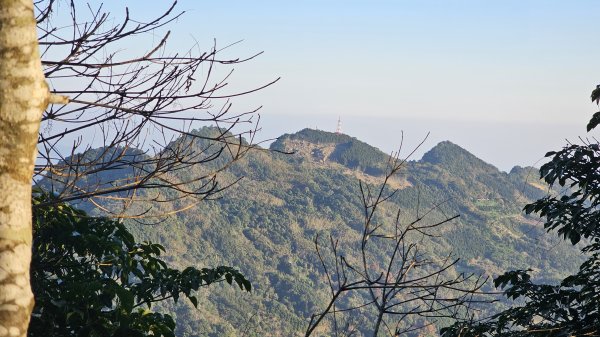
0 1 49 336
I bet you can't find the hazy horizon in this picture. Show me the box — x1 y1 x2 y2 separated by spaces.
255 113 585 172
78 1 600 171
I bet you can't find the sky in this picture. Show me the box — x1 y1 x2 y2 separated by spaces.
100 1 600 171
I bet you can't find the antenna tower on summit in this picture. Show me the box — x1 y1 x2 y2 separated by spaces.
336 116 343 134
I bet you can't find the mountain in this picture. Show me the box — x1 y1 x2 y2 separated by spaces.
421 140 498 173
271 128 390 175
49 128 580 336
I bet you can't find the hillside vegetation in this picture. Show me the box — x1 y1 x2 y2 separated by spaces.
57 128 579 336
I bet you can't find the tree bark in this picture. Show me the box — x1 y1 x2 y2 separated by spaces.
0 1 50 336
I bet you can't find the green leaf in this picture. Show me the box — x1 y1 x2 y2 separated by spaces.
570 231 581 245
591 86 600 104
189 296 198 308
115 287 135 313
587 111 600 131
243 279 252 292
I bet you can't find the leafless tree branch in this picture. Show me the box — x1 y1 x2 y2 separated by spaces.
34 0 277 219
305 136 489 336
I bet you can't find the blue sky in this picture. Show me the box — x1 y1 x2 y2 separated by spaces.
101 1 600 170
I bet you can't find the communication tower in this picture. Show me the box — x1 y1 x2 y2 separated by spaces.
336 116 343 134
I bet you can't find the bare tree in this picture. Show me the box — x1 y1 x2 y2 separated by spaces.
305 138 487 337
34 0 278 218
0 1 275 335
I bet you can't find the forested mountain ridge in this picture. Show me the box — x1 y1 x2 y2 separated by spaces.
50 128 579 336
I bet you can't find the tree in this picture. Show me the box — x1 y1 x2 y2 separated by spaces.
441 87 600 336
0 1 272 335
0 1 61 335
34 0 277 217
305 139 487 337
30 192 250 337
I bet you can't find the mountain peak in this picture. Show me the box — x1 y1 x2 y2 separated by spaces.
270 128 389 175
270 128 352 149
421 141 498 173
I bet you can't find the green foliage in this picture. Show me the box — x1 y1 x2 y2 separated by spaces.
41 128 583 336
271 128 354 150
30 192 250 337
328 139 388 174
441 87 600 337
586 111 600 131
271 128 388 174
170 133 576 335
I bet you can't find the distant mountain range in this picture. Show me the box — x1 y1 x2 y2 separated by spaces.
46 128 580 336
